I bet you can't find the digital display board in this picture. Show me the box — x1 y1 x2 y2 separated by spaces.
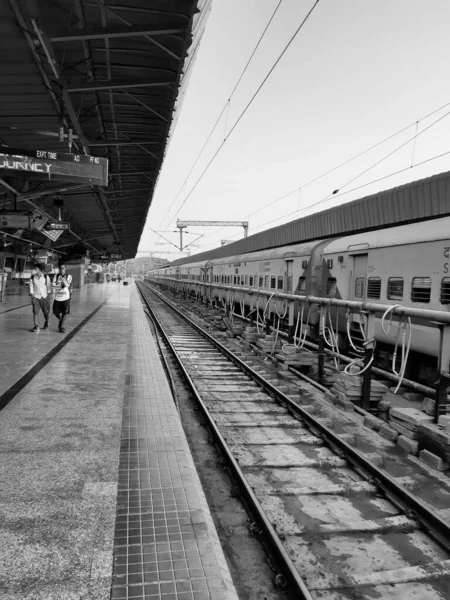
0 146 108 187
45 222 70 231
0 211 31 228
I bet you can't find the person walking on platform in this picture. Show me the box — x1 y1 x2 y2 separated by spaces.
29 263 52 333
52 263 72 333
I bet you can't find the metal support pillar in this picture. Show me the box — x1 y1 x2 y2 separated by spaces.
0 253 5 303
317 305 326 385
249 295 255 327
288 301 295 343
225 290 231 319
362 312 375 412
435 324 450 423
237 295 242 318
179 226 185 251
265 301 272 335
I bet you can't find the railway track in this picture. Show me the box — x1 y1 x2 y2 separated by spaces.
137 281 450 600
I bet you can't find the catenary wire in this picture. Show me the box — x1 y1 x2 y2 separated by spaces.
204 147 450 246
163 100 450 252
329 107 450 195
186 108 450 250
243 101 450 220
165 0 321 230
148 228 180 251
155 0 285 232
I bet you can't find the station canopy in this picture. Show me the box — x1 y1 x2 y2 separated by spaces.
0 0 210 261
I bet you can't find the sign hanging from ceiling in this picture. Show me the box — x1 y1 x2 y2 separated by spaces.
45 221 70 231
0 146 108 187
0 211 31 229
31 208 63 242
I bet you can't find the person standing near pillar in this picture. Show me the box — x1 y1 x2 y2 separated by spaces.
29 263 52 333
52 263 72 333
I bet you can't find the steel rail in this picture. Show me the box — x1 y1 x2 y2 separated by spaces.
136 282 313 599
140 281 450 556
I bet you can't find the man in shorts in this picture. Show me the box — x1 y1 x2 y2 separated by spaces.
52 263 72 333
29 263 52 332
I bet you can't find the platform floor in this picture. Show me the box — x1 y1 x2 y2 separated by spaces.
0 283 114 409
0 283 237 600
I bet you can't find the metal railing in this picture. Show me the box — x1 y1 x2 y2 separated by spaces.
147 276 450 423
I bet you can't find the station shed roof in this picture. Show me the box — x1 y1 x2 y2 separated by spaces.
168 170 450 267
0 0 211 260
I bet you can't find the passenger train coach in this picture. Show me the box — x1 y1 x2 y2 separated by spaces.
150 214 450 382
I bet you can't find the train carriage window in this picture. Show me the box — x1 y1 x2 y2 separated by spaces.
270 276 276 289
326 278 337 297
440 278 450 304
367 277 381 299
264 275 269 288
277 276 283 290
249 276 254 286
298 277 306 294
387 277 403 300
411 277 431 303
354 277 365 299
259 276 264 287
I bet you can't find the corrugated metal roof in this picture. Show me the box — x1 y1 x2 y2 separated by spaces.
168 170 450 267
0 0 209 260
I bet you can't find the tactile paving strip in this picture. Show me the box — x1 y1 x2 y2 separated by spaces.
111 289 238 600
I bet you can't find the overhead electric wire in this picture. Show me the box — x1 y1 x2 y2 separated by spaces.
166 0 321 229
185 103 450 250
213 147 450 244
156 0 285 232
329 107 450 196
171 100 450 251
300 148 450 211
148 228 180 250
183 233 205 251
243 100 450 220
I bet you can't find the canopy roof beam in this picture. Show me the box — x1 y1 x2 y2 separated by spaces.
89 139 160 146
48 25 183 42
89 0 182 60
64 79 173 92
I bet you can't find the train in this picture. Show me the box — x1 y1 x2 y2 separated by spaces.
149 215 450 384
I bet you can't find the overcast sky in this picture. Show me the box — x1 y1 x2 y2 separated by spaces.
138 0 450 258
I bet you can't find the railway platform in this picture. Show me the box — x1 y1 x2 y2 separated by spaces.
0 282 238 600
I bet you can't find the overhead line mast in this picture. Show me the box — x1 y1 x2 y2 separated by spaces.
176 219 248 251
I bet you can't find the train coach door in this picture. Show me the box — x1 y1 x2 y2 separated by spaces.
285 260 293 293
351 254 368 301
